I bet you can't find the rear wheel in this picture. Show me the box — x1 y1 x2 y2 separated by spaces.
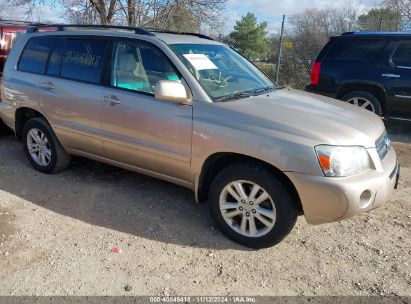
208 163 298 249
22 117 71 173
342 91 382 116
0 120 7 135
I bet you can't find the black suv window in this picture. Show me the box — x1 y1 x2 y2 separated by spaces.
326 38 386 62
61 38 107 84
392 40 411 68
18 36 55 74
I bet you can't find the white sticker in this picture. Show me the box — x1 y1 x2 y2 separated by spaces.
183 54 218 70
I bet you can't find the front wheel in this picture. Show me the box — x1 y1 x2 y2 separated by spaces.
22 117 71 173
208 163 298 249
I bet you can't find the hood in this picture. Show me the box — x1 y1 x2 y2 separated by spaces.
215 88 385 148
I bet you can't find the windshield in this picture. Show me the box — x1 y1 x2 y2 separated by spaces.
169 44 276 101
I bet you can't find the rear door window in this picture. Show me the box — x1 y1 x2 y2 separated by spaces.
18 36 55 74
392 40 411 68
326 38 387 62
60 38 108 84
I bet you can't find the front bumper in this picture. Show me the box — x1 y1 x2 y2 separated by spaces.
285 147 399 225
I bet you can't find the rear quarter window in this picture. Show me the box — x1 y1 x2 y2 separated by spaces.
18 36 55 74
325 38 387 62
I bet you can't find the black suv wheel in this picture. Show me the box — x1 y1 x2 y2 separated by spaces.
342 91 382 116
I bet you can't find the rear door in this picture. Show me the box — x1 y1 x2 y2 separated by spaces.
42 36 109 155
383 39 411 116
100 39 193 182
16 35 108 155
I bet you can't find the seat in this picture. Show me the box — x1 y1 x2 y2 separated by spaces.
116 52 147 91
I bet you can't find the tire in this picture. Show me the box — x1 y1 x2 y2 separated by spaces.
22 117 71 174
208 163 298 249
0 120 7 135
342 90 382 116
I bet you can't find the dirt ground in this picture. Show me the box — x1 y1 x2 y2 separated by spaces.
0 120 410 296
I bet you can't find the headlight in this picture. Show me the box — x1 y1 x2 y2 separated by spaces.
315 145 371 177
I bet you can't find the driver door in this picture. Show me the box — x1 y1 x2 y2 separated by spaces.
100 39 193 182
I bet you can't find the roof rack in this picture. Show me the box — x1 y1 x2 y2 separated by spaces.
145 27 215 41
26 23 215 40
27 24 155 36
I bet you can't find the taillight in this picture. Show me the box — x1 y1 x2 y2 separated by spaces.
310 62 321 85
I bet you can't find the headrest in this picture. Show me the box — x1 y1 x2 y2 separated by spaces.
117 52 137 73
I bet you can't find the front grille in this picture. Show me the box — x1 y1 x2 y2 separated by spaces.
375 132 391 160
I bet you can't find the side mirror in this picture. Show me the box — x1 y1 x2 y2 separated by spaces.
154 80 192 105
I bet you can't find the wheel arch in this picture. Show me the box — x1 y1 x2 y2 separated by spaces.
15 107 49 139
196 152 303 215
337 82 387 113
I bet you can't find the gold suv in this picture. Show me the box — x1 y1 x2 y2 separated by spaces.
0 25 400 248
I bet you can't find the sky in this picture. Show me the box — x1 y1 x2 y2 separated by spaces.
224 0 382 32
0 0 382 31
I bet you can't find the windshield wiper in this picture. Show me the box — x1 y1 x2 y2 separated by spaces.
214 86 280 102
215 92 253 102
253 86 276 95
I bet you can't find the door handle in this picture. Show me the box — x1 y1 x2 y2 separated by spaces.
39 81 55 90
382 73 401 78
103 95 121 105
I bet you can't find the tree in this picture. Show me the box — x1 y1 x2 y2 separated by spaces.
287 7 359 66
289 7 358 37
383 0 411 30
14 0 226 31
384 0 411 19
358 7 402 31
65 0 106 24
89 0 117 24
287 7 358 78
228 13 268 60
275 7 360 89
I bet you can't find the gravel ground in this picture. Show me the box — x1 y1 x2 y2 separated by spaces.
0 120 410 296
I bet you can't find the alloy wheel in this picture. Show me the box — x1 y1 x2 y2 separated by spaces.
347 97 376 112
219 180 276 238
26 128 52 167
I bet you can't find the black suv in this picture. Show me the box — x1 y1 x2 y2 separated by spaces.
306 32 411 118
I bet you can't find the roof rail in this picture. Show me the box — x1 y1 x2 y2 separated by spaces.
26 24 215 40
144 27 215 41
27 24 155 36
341 32 354 35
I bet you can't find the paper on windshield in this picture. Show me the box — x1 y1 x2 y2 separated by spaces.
183 54 218 70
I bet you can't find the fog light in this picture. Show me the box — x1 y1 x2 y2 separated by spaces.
359 190 372 208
